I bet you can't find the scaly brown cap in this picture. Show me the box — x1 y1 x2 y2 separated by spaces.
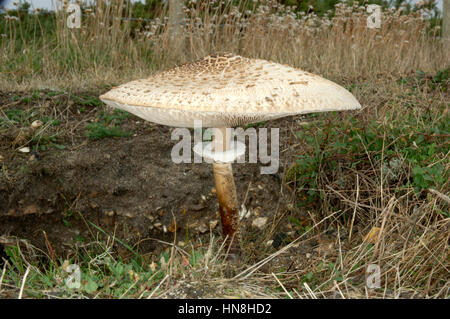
100 54 361 127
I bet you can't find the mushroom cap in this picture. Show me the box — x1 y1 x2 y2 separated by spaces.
100 54 361 127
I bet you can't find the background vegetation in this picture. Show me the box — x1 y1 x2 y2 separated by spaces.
0 0 448 299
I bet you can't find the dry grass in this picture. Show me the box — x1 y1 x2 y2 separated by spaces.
0 0 448 299
0 0 448 89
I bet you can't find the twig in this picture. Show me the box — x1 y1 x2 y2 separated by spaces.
334 280 346 299
242 180 252 207
272 273 292 299
373 197 396 260
147 274 169 299
428 188 450 204
292 288 303 299
43 231 57 264
138 270 163 299
18 266 31 299
0 261 8 291
119 278 139 299
349 173 359 244
303 282 317 299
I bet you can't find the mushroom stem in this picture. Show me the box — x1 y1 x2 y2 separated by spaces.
212 127 240 259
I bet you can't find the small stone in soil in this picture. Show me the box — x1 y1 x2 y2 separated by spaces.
252 217 268 229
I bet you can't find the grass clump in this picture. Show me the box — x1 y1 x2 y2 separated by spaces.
1 239 166 298
0 232 283 298
290 110 448 206
86 109 132 140
86 123 132 140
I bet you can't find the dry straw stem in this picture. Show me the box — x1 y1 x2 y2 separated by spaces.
18 266 31 299
0 261 7 292
428 188 450 204
272 272 293 298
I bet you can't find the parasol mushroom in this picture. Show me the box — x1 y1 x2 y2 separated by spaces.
99 53 361 260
